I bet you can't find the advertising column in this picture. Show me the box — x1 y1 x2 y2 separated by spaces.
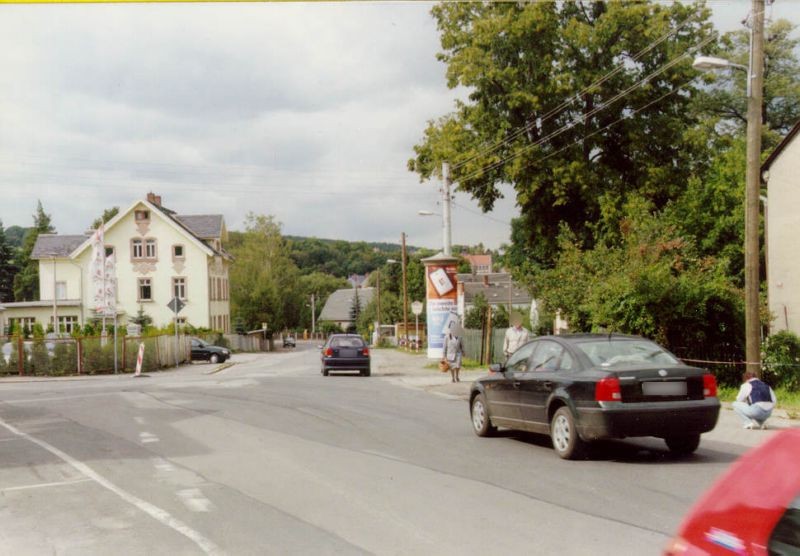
421 254 460 359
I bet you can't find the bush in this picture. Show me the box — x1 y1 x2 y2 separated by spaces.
30 339 51 376
52 341 77 375
762 331 800 390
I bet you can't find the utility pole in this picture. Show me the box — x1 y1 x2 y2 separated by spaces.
442 162 452 256
311 293 316 337
376 270 381 345
745 0 765 376
401 233 409 349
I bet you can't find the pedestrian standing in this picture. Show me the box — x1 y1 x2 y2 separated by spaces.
732 371 777 430
504 316 530 359
443 331 464 383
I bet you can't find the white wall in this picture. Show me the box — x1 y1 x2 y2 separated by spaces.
767 136 800 335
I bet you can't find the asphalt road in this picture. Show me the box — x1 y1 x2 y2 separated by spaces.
0 342 762 555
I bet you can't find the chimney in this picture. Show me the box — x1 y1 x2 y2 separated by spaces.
146 192 162 207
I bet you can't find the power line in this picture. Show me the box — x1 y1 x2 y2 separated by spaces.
450 11 706 171
454 34 713 185
452 201 510 225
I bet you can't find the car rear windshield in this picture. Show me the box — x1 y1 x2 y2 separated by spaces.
330 337 365 348
575 339 679 367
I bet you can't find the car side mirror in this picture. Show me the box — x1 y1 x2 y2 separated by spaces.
489 363 504 373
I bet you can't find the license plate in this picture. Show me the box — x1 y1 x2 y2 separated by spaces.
642 381 687 396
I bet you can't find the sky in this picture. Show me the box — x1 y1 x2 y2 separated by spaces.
0 1 797 251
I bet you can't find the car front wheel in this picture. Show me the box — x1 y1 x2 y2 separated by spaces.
210 354 220 364
664 434 701 455
471 394 496 437
550 406 587 460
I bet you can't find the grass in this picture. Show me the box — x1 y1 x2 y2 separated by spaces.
717 385 800 419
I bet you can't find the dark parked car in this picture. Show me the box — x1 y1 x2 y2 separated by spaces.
190 338 230 364
283 335 296 348
320 334 370 377
469 334 720 459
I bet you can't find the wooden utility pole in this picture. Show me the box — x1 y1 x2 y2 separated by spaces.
401 233 409 349
376 270 381 344
745 0 765 376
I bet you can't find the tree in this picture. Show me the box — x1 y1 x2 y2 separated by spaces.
349 287 361 330
229 213 300 333
409 1 715 267
130 306 154 330
91 207 120 230
0 220 16 302
297 272 349 330
13 201 55 301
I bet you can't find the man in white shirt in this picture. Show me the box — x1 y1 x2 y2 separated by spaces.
504 316 530 359
733 371 777 430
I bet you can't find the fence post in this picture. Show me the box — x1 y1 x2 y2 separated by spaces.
17 335 23 376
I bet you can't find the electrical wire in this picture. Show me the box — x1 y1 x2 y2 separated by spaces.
450 11 706 171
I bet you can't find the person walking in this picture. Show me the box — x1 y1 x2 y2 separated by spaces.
733 371 777 430
443 330 464 383
504 315 530 359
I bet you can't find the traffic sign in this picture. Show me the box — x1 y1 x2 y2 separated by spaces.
167 296 186 314
411 301 423 316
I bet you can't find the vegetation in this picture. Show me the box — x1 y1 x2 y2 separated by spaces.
762 331 800 391
13 201 55 301
0 220 16 303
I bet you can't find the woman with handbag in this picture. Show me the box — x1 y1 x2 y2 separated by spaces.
443 331 464 383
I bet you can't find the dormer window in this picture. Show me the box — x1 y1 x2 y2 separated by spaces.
135 210 150 222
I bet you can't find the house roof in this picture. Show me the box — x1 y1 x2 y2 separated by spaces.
457 272 513 284
174 215 224 239
462 281 532 306
318 287 375 322
31 234 90 260
763 120 800 174
462 254 492 266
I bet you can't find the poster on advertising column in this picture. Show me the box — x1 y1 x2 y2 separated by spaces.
422 254 459 359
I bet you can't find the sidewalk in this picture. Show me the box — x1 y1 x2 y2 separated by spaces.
371 349 797 452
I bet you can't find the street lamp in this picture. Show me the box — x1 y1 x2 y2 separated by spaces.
48 252 58 336
693 1 765 375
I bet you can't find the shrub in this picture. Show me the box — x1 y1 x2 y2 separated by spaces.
762 331 800 390
30 339 51 376
52 341 77 375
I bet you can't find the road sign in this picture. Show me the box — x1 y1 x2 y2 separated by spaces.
411 301 423 316
167 296 186 314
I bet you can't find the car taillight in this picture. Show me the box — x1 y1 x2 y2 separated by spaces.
362 347 370 356
595 377 622 402
324 347 333 357
703 373 717 398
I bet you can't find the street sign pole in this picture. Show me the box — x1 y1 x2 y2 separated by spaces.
167 296 186 368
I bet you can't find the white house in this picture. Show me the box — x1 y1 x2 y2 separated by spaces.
0 193 232 333
762 121 800 335
456 272 532 318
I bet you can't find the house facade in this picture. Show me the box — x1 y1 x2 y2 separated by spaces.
762 121 800 335
318 287 375 331
0 193 232 333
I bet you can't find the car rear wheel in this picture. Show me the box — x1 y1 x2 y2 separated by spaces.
665 434 701 455
551 406 586 460
471 394 496 437
210 354 220 364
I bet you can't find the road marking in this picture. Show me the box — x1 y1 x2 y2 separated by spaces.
1 392 118 405
139 432 160 444
152 457 175 473
177 488 214 512
1 478 93 493
0 417 221 555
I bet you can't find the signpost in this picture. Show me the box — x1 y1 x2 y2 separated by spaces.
167 296 186 368
411 301 423 353
134 342 145 377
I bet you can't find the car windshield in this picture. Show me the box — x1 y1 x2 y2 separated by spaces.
194 339 208 347
575 339 680 367
330 337 364 348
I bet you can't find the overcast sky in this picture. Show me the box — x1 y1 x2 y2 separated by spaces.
0 1 797 251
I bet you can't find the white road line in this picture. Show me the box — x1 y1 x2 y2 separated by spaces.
152 457 175 473
1 478 93 493
139 432 160 444
0 417 222 555
177 488 214 512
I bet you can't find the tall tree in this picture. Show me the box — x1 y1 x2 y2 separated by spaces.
13 201 55 301
91 206 120 230
409 1 715 266
0 220 16 302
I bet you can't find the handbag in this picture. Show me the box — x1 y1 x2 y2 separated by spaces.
438 359 450 373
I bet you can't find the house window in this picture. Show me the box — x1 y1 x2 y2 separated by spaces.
9 317 36 332
135 210 150 221
145 239 157 259
138 278 152 301
132 239 144 259
53 315 78 334
105 245 115 258
55 281 67 300
172 244 184 260
172 277 187 300
176 317 187 326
